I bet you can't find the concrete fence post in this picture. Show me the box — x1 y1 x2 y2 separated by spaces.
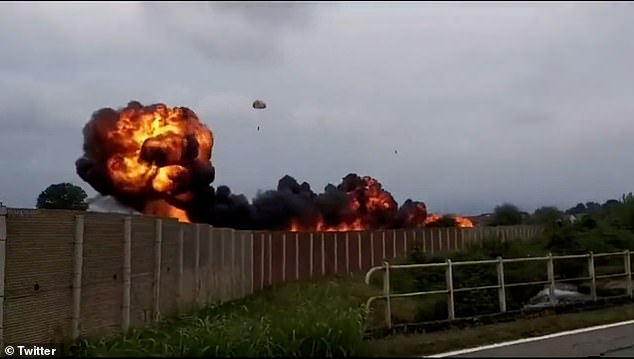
260 233 265 289
194 224 201 304
121 217 132 332
403 231 408 256
71 215 85 340
381 231 386 261
208 227 214 302
309 233 314 277
334 232 338 273
0 205 6 349
436 228 447 252
282 233 286 282
251 232 255 294
231 230 236 299
241 232 246 297
392 231 396 258
357 232 362 271
176 225 184 310
152 219 163 322
321 233 325 276
295 233 299 280
345 232 350 274
267 233 272 285
370 232 375 267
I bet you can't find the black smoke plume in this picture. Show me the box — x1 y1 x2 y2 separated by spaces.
76 101 434 230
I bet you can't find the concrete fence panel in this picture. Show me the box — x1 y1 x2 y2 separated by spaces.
0 206 544 345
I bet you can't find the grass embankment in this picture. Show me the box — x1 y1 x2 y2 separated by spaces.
73 276 376 357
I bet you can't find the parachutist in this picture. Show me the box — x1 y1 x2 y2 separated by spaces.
257 126 260 131
252 99 266 109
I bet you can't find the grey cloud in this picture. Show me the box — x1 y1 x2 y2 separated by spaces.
2 1 634 217
140 1 321 64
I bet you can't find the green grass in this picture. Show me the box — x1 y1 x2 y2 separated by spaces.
72 275 376 357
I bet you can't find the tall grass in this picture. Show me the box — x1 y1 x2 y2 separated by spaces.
72 278 373 357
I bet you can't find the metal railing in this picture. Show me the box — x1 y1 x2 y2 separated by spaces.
364 250 634 329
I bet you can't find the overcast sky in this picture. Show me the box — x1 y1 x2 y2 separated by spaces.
1 1 634 215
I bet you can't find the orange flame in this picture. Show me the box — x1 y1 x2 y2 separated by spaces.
290 216 364 232
425 214 474 228
103 103 213 222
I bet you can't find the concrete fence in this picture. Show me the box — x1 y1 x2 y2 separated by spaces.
0 206 542 345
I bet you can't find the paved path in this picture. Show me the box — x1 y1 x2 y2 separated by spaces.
428 320 634 357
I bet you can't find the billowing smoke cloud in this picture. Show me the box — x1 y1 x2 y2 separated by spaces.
76 101 215 221
188 173 430 231
76 101 470 230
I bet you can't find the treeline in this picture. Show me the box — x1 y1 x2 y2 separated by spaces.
485 194 634 227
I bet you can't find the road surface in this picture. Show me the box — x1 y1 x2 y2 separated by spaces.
428 320 634 357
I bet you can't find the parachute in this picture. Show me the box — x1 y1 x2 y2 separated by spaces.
252 99 266 109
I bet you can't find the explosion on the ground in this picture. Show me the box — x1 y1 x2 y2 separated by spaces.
76 101 473 230
76 101 215 222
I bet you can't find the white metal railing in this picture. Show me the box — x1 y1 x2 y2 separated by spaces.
364 250 634 329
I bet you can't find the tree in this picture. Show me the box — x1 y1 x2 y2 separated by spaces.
36 183 89 211
492 203 523 226
530 206 564 225
603 199 620 210
585 201 602 214
565 202 587 215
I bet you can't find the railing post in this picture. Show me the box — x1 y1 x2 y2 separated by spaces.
383 261 392 329
588 252 597 302
497 256 506 313
446 259 455 320
625 250 632 298
547 252 556 308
